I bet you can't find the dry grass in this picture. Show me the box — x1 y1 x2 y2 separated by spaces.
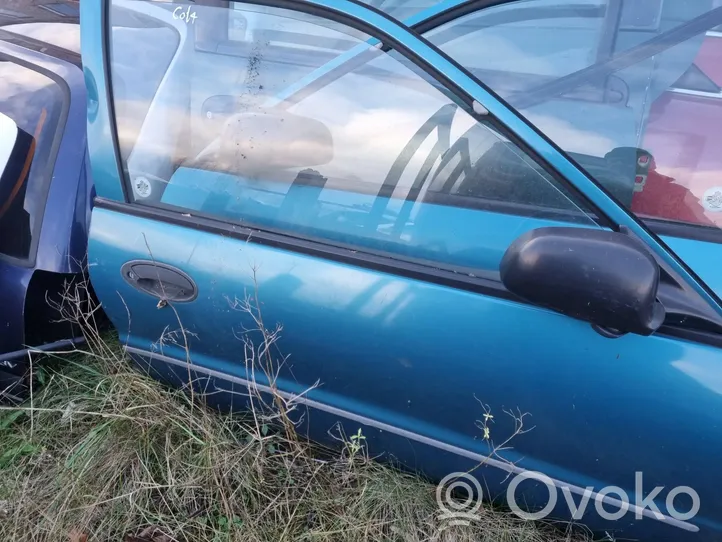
0 334 595 542
0 280 595 541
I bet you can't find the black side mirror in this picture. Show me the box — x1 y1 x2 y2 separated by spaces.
500 227 665 336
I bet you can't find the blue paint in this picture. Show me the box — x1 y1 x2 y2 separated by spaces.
662 235 722 298
89 208 722 541
0 32 89 356
79 1 125 202
80 1 722 541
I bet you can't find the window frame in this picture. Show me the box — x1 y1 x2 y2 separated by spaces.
105 0 627 228
0 48 70 266
107 0 614 232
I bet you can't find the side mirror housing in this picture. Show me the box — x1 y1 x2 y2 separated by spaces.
500 227 665 336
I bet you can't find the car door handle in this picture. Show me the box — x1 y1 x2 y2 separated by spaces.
121 260 198 303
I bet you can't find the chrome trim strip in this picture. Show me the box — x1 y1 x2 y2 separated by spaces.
668 87 722 99
0 337 86 364
125 345 698 533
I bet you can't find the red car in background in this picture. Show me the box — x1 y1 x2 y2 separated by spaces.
639 30 722 226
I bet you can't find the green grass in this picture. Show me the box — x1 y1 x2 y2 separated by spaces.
0 333 594 542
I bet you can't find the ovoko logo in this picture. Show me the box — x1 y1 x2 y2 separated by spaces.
703 187 722 212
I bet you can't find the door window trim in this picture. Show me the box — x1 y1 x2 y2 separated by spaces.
0 29 81 68
93 194 722 349
646 218 722 244
0 48 70 267
99 0 132 204
94 195 514 299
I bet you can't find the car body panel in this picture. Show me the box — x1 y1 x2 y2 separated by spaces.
662 235 722 294
90 206 722 540
78 4 125 204
0 30 88 360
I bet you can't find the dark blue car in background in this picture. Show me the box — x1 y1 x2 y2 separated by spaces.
0 1 88 400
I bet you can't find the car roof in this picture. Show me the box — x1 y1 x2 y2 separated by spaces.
0 1 79 27
0 1 80 60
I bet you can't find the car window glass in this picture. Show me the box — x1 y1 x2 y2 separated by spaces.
359 0 446 20
110 7 180 161
0 58 64 259
108 1 602 274
426 0 722 233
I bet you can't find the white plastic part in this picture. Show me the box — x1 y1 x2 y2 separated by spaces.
472 101 489 116
0 112 19 181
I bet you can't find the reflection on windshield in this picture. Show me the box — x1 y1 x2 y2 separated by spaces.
0 61 63 259
360 0 447 20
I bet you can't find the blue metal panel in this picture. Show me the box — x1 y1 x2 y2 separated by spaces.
79 0 125 202
0 38 88 354
0 264 31 355
35 70 89 275
663 235 722 296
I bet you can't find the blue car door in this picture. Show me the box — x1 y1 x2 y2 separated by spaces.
81 1 722 540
